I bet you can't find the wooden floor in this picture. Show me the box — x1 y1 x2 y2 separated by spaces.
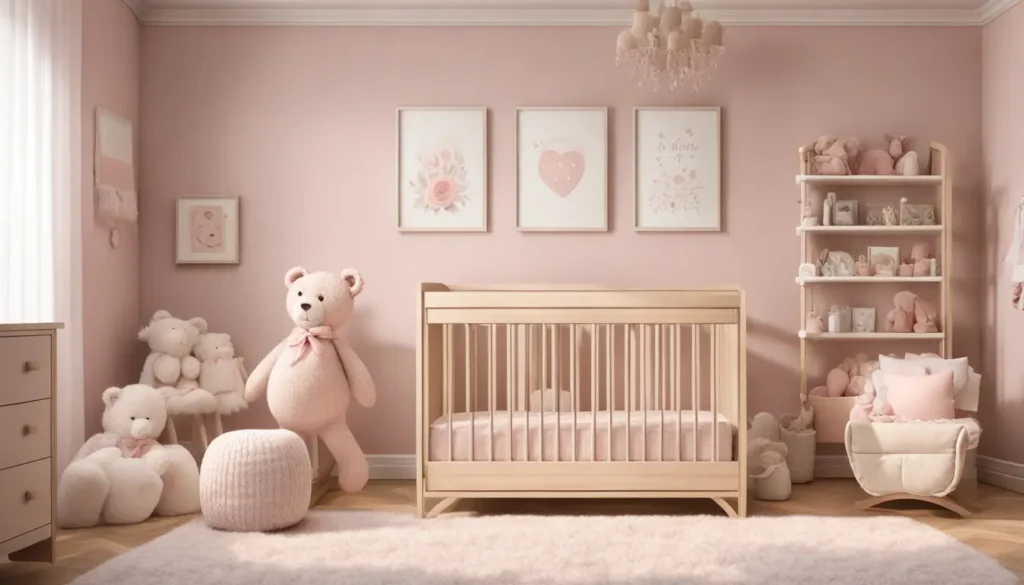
3 479 1022 584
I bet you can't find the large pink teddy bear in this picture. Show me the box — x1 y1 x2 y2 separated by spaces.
244 267 376 492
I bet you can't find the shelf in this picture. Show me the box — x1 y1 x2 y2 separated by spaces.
796 276 942 285
795 174 943 186
798 331 945 340
795 225 943 235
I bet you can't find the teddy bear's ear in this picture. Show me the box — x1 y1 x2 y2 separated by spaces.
341 269 364 297
285 267 307 288
102 386 123 408
189 317 208 333
151 310 172 323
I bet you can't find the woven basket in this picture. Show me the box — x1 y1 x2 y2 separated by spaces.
779 414 816 484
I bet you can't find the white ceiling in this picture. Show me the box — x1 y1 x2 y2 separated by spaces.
122 0 1022 26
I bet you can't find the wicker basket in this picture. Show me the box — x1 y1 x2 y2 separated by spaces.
779 414 816 484
807 395 857 443
750 462 792 501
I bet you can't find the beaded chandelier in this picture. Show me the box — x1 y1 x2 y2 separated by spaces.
615 0 725 91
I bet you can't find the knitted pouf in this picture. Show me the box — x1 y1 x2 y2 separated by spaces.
199 429 311 532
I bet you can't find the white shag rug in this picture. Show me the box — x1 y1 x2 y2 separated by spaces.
71 510 1018 585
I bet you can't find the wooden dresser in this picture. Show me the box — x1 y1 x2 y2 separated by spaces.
0 323 61 563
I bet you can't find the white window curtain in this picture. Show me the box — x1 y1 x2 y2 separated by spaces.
1 0 84 472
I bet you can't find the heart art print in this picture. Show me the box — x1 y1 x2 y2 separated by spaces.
516 108 608 231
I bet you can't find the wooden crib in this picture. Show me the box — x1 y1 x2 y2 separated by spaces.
416 284 748 518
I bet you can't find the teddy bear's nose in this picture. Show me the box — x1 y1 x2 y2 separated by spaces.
301 303 311 311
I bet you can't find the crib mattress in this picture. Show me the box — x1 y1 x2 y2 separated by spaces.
429 410 734 462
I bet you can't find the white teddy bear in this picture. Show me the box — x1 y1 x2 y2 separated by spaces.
194 332 248 416
57 384 201 528
138 310 216 415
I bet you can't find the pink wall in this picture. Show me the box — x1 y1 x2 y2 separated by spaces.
139 26 983 455
82 0 141 435
983 4 1024 465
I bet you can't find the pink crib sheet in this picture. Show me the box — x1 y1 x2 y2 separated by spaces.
429 410 734 462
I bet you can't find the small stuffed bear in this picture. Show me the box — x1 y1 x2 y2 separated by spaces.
139 310 216 415
194 332 249 415
913 297 940 333
57 384 201 528
857 134 906 175
885 291 918 332
812 136 860 176
245 267 376 493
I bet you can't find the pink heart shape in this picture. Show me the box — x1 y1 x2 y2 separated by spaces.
538 150 585 197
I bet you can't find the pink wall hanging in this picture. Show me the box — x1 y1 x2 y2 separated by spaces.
94 107 138 248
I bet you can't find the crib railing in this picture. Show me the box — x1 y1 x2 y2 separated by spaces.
416 284 747 502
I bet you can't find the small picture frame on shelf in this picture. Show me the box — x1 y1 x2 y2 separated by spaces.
868 246 900 277
852 308 876 333
828 305 852 333
798 263 817 279
833 200 858 226
899 198 936 226
862 202 887 226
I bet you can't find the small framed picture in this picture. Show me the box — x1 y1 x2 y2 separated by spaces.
862 202 887 226
899 199 936 226
798 263 817 279
852 308 876 333
868 246 900 277
834 200 858 226
176 196 240 264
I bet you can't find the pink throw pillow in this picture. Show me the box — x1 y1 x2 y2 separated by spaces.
883 370 955 421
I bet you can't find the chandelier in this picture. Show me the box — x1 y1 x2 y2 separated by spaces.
615 0 725 92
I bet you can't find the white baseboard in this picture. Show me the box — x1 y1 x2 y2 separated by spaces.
977 456 1024 494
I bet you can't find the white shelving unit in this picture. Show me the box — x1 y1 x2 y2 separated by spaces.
796 142 953 448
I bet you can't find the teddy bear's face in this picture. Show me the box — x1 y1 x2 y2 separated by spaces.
284 267 363 331
101 384 168 440
138 310 208 357
194 332 234 361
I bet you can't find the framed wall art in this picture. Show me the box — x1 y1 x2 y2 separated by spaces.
176 196 240 264
633 106 721 231
516 107 608 231
396 107 488 232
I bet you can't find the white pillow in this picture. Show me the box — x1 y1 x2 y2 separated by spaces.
880 354 969 391
957 368 981 412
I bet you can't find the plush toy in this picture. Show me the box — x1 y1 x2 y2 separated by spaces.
57 384 200 528
245 267 376 493
911 243 932 277
138 310 216 415
885 291 918 332
805 311 824 333
913 297 940 333
748 412 780 443
194 332 249 416
857 134 906 175
747 437 792 501
821 354 879 399
825 367 849 397
812 136 860 175
895 149 920 176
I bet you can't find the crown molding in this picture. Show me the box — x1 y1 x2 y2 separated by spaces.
977 0 1023 23
122 0 1018 27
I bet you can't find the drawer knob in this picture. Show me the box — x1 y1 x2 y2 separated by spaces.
23 361 40 373
23 491 33 503
21 424 32 436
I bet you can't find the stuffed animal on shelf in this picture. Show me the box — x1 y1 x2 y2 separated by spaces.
895 148 920 176
194 332 249 417
805 311 824 333
823 353 879 398
138 310 216 417
913 297 940 333
57 384 200 528
885 291 918 332
812 136 860 176
911 243 933 277
857 134 906 175
244 267 376 493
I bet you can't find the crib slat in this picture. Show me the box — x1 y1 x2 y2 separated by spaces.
692 324 700 462
657 324 663 462
626 325 633 461
570 324 577 462
467 325 474 462
606 324 613 462
444 324 452 462
489 324 496 462
711 325 718 462
672 324 680 461
542 324 547 462
525 325 531 461
554 325 560 462
591 323 597 463
641 324 648 462
507 325 513 463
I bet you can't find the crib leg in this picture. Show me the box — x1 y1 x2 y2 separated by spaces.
421 497 460 519
212 412 224 437
195 415 210 451
711 497 740 518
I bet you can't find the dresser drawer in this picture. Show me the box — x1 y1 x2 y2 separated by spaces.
0 400 51 470
0 459 51 543
0 336 52 407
